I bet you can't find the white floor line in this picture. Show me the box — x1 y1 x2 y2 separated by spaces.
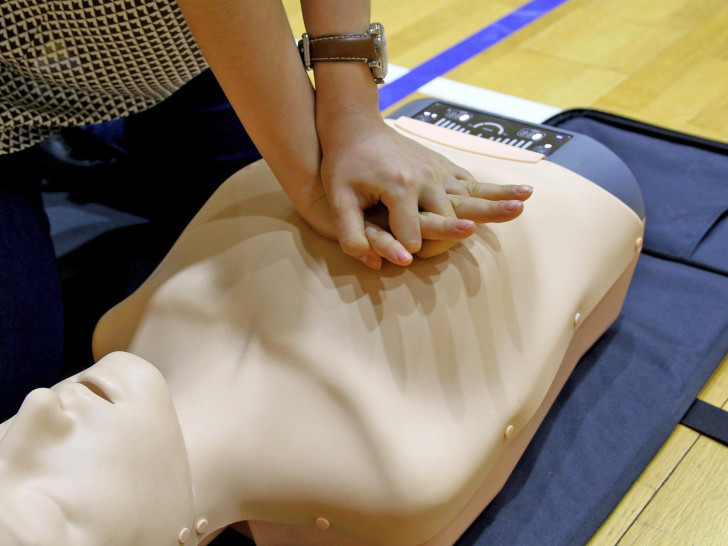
385 64 561 124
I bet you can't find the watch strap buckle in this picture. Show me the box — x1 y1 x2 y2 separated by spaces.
299 33 312 70
369 61 385 85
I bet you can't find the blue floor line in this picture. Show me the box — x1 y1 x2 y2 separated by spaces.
379 0 571 111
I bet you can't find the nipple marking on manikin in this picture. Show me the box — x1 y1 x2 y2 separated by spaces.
196 518 209 534
573 312 582 329
504 425 515 441
634 237 643 253
316 517 331 530
178 527 190 543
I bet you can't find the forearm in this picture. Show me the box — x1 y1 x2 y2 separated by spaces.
175 0 321 205
176 1 528 266
300 0 370 34
299 0 382 142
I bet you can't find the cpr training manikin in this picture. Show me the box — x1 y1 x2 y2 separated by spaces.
0 117 644 545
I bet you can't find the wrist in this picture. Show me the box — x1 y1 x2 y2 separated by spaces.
313 62 382 145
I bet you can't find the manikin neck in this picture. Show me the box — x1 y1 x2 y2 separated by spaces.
170 385 253 545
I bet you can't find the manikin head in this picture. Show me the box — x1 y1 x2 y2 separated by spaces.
0 352 197 546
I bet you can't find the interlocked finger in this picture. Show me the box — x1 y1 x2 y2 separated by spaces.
449 194 526 223
364 222 413 266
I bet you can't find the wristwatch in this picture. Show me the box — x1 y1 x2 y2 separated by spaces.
298 22 388 84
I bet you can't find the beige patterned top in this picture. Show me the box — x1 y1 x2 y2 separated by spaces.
0 0 208 155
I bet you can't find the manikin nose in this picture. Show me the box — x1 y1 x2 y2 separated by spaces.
0 388 72 455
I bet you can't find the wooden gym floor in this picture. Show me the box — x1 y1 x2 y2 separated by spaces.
282 0 728 543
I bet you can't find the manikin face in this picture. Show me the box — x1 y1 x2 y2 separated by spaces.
0 352 196 546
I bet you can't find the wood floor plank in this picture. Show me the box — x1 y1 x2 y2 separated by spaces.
633 435 728 543
588 481 655 545
699 355 728 408
449 48 626 108
619 520 694 546
373 0 525 68
589 425 700 544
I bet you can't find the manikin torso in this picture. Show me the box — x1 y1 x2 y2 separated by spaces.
87 118 644 545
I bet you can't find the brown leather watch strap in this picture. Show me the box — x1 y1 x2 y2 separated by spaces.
306 33 377 63
298 23 387 84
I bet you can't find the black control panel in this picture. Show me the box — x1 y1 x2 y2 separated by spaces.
410 101 572 157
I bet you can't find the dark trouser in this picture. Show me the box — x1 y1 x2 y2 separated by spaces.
0 150 65 420
0 69 260 420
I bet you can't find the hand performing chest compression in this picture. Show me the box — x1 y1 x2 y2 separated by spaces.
175 0 532 270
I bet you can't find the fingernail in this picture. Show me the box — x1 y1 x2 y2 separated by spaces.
396 249 413 264
501 200 523 213
515 185 533 196
360 255 381 270
454 219 475 232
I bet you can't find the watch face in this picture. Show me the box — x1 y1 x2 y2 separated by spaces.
369 22 388 84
